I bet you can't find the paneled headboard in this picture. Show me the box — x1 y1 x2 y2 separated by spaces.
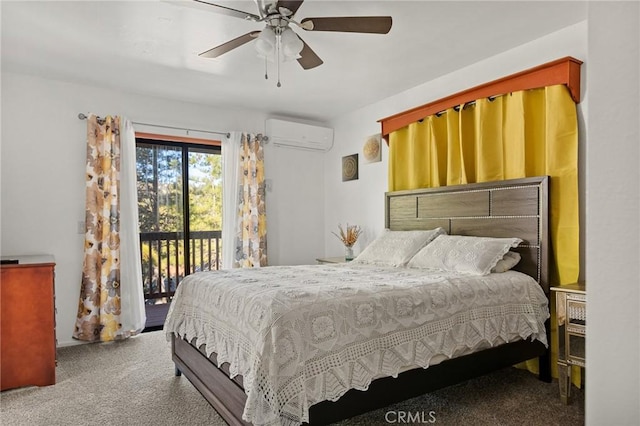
385 176 549 293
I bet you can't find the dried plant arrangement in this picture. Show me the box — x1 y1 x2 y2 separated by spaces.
332 224 362 247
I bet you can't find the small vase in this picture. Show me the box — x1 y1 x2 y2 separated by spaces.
344 246 354 261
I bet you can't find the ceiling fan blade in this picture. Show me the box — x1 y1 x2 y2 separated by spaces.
276 1 304 16
199 31 261 58
300 16 392 34
297 40 323 70
191 0 261 21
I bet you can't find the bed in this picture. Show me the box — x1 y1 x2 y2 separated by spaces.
165 176 551 426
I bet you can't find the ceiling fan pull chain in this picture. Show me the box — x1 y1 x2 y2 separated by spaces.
276 31 282 88
277 62 281 87
264 56 269 81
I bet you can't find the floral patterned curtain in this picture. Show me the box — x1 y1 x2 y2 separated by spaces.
74 115 124 342
234 133 268 267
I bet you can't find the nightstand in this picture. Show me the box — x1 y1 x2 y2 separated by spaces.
315 256 348 265
551 282 586 404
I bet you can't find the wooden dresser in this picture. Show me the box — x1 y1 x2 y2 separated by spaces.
1 255 56 391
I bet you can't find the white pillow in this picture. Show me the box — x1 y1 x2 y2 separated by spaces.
491 251 522 273
351 228 446 267
407 235 522 275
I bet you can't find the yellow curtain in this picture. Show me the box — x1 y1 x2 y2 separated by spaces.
389 84 579 384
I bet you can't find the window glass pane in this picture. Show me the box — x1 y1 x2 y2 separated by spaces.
136 143 184 304
188 148 222 273
136 143 184 232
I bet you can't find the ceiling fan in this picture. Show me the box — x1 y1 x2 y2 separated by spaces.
193 0 392 86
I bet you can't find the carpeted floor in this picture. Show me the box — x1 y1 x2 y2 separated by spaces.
0 331 584 425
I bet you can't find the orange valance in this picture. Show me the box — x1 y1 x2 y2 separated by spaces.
379 56 582 141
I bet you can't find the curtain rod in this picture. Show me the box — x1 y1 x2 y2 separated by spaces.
77 113 230 138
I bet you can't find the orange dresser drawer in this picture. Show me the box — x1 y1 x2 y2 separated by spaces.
1 256 56 391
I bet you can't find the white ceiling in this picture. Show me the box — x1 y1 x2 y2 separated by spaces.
1 1 586 123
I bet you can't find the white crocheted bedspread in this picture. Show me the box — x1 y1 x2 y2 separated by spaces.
164 264 549 426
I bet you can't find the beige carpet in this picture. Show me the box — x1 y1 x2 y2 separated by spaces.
0 331 584 425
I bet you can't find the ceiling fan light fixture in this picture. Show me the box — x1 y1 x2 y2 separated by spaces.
193 0 392 87
257 52 277 63
280 27 304 59
281 53 302 62
255 27 276 57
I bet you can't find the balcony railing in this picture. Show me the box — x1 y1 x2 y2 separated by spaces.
139 230 222 304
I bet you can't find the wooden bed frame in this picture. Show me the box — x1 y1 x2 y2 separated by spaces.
171 176 551 425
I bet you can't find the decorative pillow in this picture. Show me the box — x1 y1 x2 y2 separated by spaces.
491 251 522 273
407 235 522 275
351 228 446 267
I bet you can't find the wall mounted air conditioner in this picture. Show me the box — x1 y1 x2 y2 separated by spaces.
266 119 334 152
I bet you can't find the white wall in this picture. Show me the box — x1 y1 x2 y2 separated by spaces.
585 2 640 424
325 21 589 257
264 144 325 266
0 73 325 346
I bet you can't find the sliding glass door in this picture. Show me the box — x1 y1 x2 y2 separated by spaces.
136 139 221 305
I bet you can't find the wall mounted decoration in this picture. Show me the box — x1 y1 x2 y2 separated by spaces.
362 133 382 163
342 154 359 181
